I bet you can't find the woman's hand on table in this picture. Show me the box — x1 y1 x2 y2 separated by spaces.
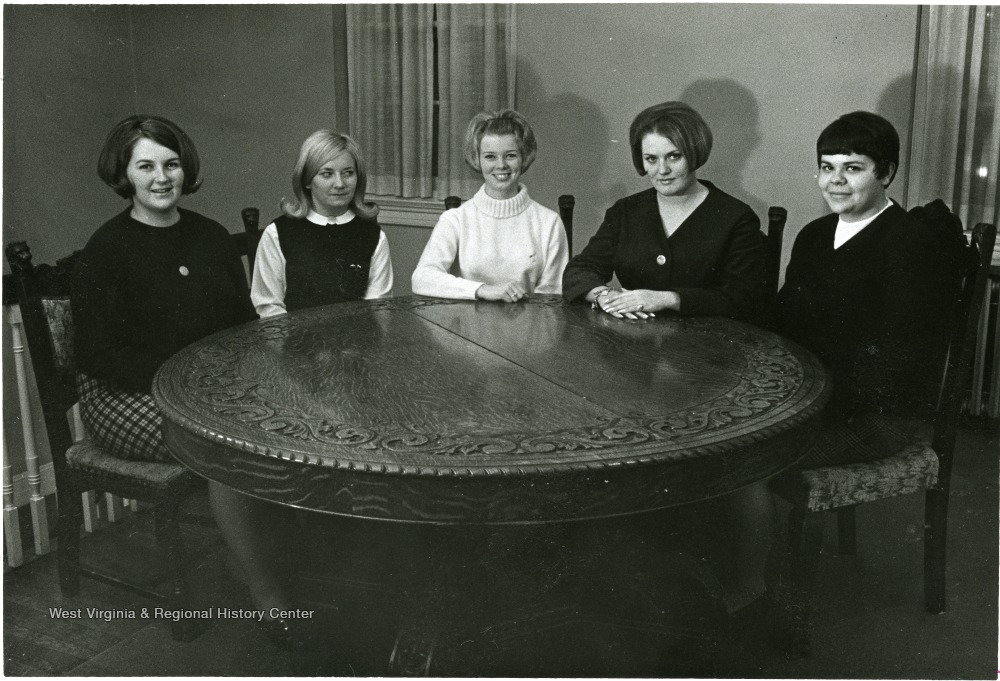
599 288 679 320
476 282 528 303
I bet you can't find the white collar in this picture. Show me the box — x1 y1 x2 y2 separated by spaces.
306 209 356 225
833 199 893 249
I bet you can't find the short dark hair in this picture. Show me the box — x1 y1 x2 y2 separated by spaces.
629 102 712 175
97 115 202 198
816 111 899 184
464 110 538 173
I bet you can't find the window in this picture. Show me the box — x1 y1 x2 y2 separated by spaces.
346 5 516 207
907 5 999 236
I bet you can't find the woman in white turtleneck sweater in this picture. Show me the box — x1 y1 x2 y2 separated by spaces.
411 110 569 302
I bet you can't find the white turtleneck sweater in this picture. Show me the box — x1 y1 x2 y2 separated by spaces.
411 185 569 299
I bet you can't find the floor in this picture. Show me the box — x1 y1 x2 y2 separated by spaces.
4 422 997 678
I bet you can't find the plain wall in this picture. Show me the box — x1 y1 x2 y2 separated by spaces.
516 4 920 267
2 5 345 267
126 5 344 231
3 6 134 265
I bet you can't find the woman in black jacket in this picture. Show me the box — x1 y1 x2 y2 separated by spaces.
563 101 765 321
564 102 771 616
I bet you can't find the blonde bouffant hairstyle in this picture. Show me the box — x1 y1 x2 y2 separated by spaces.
463 110 538 173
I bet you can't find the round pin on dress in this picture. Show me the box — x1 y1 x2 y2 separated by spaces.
656 255 666 266
179 266 190 276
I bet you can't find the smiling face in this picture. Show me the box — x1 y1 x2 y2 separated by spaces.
126 137 184 224
479 134 522 200
641 133 697 197
818 153 891 222
307 151 358 218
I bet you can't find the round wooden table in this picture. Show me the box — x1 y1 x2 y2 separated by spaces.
154 296 830 674
154 296 829 524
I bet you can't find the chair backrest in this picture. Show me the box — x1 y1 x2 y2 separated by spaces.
764 206 788 297
442 194 576 253
229 207 261 271
558 195 575 254
4 242 80 464
935 222 997 449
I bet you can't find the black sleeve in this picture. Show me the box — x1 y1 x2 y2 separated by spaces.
779 226 812 299
773 224 814 336
562 203 622 302
673 208 765 320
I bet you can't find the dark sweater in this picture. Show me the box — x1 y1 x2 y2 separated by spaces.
72 209 256 393
774 201 967 417
562 181 765 320
275 215 381 311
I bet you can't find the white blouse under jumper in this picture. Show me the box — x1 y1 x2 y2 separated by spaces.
251 209 394 318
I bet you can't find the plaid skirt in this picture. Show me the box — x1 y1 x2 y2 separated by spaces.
77 374 173 463
799 410 933 469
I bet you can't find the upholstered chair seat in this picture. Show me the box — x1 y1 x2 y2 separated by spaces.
65 439 193 488
772 430 938 513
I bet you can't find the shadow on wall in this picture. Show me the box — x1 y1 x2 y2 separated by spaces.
877 72 918 207
876 69 971 215
516 58 612 253
679 79 767 227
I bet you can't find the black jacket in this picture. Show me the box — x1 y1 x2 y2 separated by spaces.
562 181 765 320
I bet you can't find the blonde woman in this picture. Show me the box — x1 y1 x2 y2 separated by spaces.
412 110 568 302
252 130 393 317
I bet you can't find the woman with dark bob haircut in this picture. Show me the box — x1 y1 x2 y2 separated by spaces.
412 109 568 301
73 114 255 464
775 111 968 459
562 101 765 320
74 115 308 646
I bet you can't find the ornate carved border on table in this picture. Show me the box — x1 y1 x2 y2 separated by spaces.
155 298 830 522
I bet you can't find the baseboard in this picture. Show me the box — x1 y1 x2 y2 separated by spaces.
10 463 57 507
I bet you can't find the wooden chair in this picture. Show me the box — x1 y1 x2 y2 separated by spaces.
223 207 263 273
770 220 997 654
764 206 788 297
4 242 207 641
558 195 575 254
444 195 576 253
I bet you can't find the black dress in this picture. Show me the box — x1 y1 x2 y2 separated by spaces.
562 181 765 321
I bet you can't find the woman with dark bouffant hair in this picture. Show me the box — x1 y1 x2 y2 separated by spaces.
412 109 568 301
75 115 313 648
251 130 393 318
73 114 255 463
563 101 765 321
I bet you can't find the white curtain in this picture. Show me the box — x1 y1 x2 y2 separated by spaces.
907 5 1000 231
347 4 516 200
